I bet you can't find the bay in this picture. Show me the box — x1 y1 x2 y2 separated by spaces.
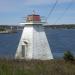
0 29 75 59
45 28 75 59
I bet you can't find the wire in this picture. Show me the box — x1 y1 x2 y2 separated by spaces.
54 0 74 25
45 0 58 22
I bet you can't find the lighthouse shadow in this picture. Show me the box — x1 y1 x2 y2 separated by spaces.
33 25 45 32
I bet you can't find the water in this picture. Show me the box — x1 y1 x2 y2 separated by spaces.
0 31 22 58
0 29 75 59
45 28 75 58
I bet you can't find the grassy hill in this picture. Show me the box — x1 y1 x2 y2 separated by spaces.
0 59 75 75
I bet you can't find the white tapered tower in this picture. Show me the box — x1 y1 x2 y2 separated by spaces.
15 13 53 60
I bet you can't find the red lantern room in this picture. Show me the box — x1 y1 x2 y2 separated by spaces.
26 14 41 23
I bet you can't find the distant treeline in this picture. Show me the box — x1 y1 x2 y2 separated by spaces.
0 28 6 31
44 24 75 29
0 24 75 29
0 25 24 31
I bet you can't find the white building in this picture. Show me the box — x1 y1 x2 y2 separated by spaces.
15 13 53 60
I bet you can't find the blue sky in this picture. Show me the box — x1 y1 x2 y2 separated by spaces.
0 0 75 25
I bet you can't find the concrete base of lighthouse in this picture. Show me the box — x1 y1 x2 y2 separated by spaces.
15 24 53 60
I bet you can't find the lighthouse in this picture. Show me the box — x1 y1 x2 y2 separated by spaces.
15 12 53 60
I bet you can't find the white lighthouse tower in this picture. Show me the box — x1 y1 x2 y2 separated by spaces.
15 12 53 60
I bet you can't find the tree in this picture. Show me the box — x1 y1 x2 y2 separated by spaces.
63 51 74 61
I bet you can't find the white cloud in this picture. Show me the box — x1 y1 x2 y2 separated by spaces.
0 0 24 12
23 0 73 5
0 0 74 12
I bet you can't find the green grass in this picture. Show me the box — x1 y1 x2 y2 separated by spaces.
0 59 75 75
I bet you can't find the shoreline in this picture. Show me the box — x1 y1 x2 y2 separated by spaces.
0 30 17 34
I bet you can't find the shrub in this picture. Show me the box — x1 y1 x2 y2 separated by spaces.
63 51 74 61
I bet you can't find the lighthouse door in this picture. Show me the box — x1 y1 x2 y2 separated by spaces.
22 45 25 57
22 41 28 58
